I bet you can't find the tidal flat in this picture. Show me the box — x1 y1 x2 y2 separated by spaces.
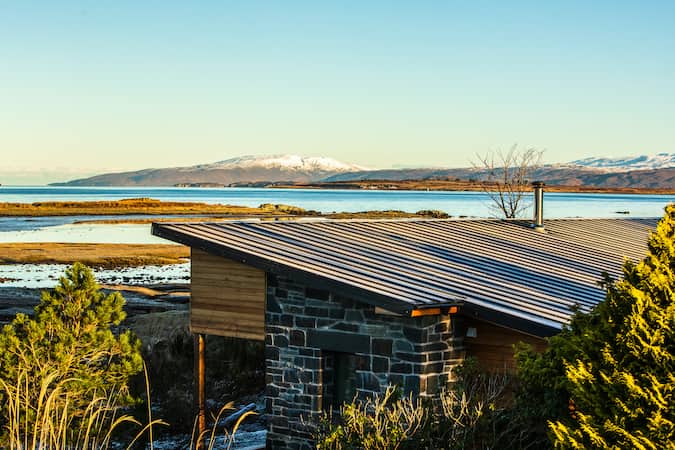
0 197 308 217
0 242 189 267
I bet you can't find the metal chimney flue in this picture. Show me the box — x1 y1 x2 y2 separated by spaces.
532 181 545 231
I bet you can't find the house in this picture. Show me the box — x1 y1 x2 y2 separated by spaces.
151 192 657 449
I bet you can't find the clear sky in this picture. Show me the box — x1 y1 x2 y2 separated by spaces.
1 1 674 183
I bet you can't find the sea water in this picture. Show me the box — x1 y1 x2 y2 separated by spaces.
1 186 672 217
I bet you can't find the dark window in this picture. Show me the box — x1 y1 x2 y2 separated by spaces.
323 351 357 411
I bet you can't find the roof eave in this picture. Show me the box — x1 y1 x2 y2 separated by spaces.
461 302 561 338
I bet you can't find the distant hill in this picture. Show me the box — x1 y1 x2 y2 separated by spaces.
325 166 675 189
324 153 675 189
52 155 367 187
51 153 675 189
534 167 675 189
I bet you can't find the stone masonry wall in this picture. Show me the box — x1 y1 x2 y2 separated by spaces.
265 273 465 449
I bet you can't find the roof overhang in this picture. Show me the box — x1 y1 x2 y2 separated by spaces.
152 222 563 337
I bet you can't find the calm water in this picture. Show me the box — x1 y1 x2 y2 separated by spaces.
1 186 673 219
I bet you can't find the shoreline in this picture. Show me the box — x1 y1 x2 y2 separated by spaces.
269 180 675 194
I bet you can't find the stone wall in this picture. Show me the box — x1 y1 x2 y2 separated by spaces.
265 273 465 449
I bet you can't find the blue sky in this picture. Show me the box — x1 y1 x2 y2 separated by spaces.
1 1 674 183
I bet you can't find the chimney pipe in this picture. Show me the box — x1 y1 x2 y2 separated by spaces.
532 181 545 231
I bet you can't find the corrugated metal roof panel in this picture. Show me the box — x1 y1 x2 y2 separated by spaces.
152 218 657 336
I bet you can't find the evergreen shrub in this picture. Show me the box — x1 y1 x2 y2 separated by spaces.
516 205 675 449
0 263 143 445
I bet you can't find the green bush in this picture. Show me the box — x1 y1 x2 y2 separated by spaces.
0 263 144 445
513 334 576 447
550 205 675 448
516 205 675 449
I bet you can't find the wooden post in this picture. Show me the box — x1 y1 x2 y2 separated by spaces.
194 333 206 449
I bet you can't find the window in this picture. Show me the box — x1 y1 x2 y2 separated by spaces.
323 351 357 411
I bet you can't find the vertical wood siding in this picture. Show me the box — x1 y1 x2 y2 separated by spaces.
463 319 547 371
190 248 265 340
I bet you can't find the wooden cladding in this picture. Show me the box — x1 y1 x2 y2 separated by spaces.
190 248 265 340
463 319 547 372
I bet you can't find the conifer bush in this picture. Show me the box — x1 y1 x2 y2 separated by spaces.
549 205 675 448
516 205 675 449
0 262 144 444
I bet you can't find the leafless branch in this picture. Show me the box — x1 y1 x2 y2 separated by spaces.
471 145 544 218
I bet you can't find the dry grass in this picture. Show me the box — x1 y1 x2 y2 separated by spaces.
190 402 257 450
0 198 308 217
0 363 166 450
325 210 447 219
0 243 189 267
74 215 305 225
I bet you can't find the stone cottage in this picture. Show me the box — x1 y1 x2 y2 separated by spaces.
152 205 655 449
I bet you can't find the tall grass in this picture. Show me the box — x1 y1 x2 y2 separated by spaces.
0 362 166 450
315 386 426 450
190 402 257 450
0 361 258 449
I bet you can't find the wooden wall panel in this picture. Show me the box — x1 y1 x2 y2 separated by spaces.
190 248 265 340
463 319 547 372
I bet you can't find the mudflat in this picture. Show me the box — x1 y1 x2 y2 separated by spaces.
0 243 189 267
0 198 307 216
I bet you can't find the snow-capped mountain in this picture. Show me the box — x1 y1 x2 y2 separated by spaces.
198 154 367 172
569 153 675 171
51 152 675 188
54 154 368 186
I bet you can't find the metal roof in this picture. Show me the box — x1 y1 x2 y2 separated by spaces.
152 218 657 337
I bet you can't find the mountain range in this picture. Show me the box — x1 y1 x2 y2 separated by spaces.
51 153 675 189
52 155 366 187
569 153 675 171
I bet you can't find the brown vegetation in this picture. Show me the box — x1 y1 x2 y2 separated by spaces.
73 216 299 225
0 198 308 217
274 179 675 194
325 210 450 219
0 243 189 267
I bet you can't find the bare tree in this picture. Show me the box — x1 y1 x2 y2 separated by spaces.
472 145 544 218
